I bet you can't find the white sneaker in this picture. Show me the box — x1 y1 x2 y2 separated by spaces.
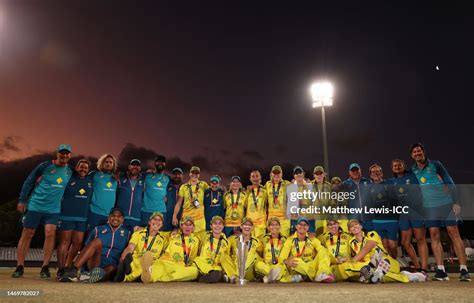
267 267 281 283
79 272 90 283
401 270 427 282
314 272 335 283
291 274 303 283
263 276 269 284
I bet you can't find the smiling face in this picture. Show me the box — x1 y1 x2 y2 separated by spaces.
189 171 200 182
313 171 325 183
148 215 163 231
108 211 124 228
56 150 72 166
250 171 261 186
411 146 425 163
296 221 309 235
272 171 282 182
369 165 383 183
75 161 90 178
241 222 253 236
391 160 405 175
128 163 142 176
211 219 224 234
348 221 362 236
349 168 361 180
268 221 281 235
230 179 241 191
294 171 305 182
327 220 340 235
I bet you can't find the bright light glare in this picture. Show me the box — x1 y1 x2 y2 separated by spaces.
310 82 334 107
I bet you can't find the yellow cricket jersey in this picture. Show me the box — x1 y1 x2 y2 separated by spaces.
318 230 352 261
349 231 388 262
129 228 169 260
260 233 287 265
160 232 201 266
178 181 209 221
279 233 324 263
197 231 229 267
245 185 267 227
311 181 333 207
227 235 261 263
224 190 247 227
265 180 291 221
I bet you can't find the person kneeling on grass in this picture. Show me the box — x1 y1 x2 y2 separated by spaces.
333 219 426 283
59 208 130 283
141 216 201 283
114 212 168 282
193 216 230 283
279 217 334 283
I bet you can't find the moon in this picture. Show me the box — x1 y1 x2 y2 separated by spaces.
436 65 440 71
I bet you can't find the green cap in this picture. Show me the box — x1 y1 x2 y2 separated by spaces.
149 212 164 221
57 144 72 153
267 217 281 227
172 167 184 174
313 166 325 174
331 176 342 183
271 165 282 173
231 176 241 182
349 163 361 171
293 166 304 174
296 217 310 226
190 166 200 173
241 217 254 226
210 175 221 183
180 216 195 225
210 215 224 224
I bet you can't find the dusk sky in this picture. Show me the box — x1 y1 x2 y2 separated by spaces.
1 2 473 182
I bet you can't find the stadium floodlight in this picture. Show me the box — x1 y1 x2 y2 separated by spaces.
309 81 334 177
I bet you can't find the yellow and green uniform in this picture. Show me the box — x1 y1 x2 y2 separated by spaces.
333 231 409 282
279 233 331 281
318 230 351 265
245 185 267 238
193 232 229 274
312 181 332 235
220 235 261 281
265 180 291 237
178 181 209 233
224 190 247 227
254 233 291 282
150 232 201 282
123 228 169 282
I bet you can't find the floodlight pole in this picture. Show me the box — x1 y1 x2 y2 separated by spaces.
321 104 329 177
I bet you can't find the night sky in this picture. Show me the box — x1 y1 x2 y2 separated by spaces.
1 1 473 182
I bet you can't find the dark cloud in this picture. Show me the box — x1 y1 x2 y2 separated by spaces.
117 143 158 167
0 136 22 155
241 150 264 161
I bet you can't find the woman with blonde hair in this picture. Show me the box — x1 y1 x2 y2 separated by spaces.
86 154 119 232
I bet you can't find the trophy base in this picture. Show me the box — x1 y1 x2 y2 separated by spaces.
237 278 247 286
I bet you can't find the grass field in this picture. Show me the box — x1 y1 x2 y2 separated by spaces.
0 268 473 303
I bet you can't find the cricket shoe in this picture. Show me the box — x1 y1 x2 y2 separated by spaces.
59 267 78 282
401 270 427 282
140 251 154 283
89 267 106 283
315 272 335 283
459 269 471 282
433 269 449 281
291 274 303 283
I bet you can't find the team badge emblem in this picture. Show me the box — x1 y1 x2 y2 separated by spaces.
399 187 404 193
56 177 63 184
79 188 86 195
107 182 113 188
157 182 162 187
420 177 426 183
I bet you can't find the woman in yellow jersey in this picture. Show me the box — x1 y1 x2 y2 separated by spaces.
255 217 291 283
279 217 334 283
172 166 209 235
220 218 261 283
318 218 351 266
330 176 349 233
287 166 315 235
245 170 267 239
223 176 247 237
265 165 291 237
312 166 333 236
142 216 201 283
333 219 426 283
115 212 168 282
194 216 229 283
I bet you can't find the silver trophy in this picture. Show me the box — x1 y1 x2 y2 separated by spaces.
236 234 248 286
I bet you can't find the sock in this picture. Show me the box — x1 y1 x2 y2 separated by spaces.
437 265 445 272
460 265 467 271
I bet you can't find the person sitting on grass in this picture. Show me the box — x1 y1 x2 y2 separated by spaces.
114 212 168 282
59 208 130 283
